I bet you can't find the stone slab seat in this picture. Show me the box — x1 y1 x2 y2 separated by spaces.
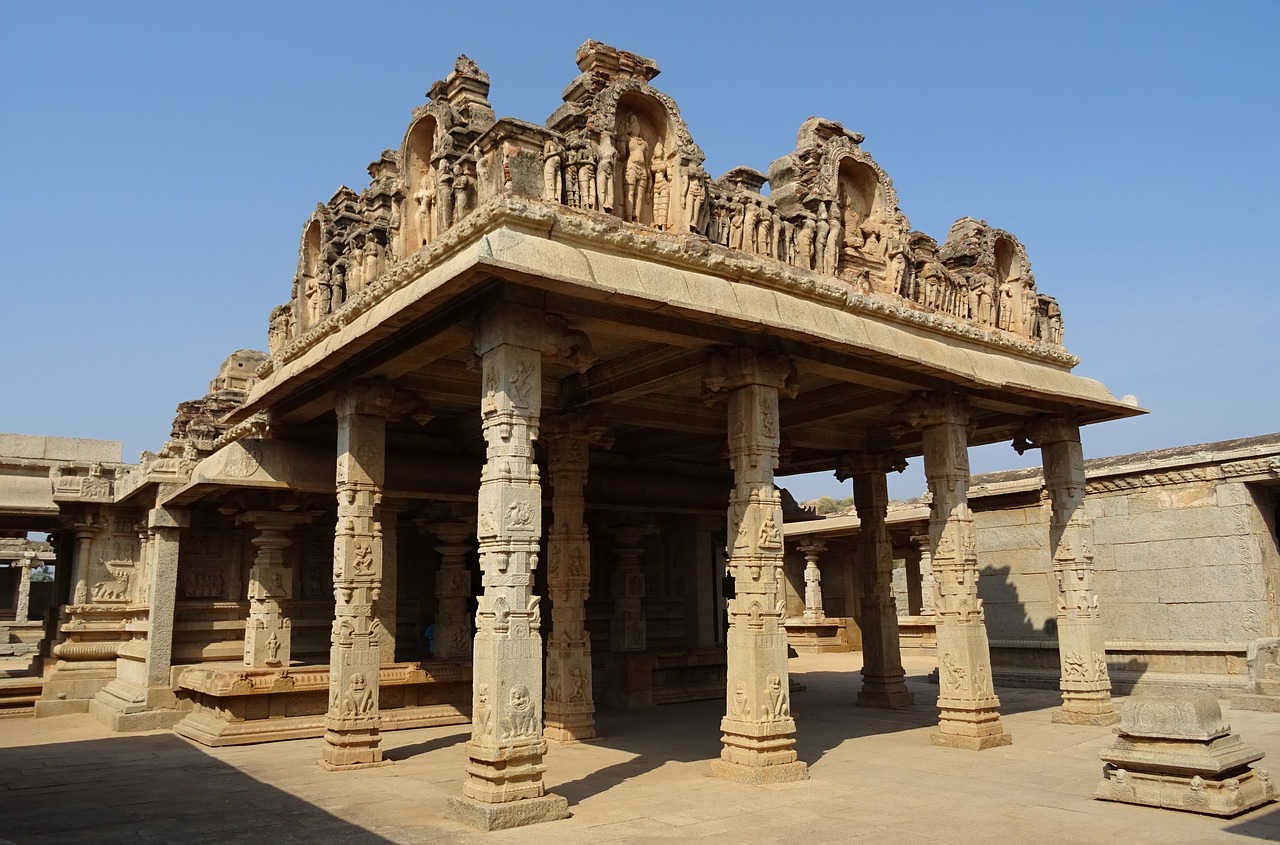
172 660 471 746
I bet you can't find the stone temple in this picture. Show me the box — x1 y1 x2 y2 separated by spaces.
0 42 1157 829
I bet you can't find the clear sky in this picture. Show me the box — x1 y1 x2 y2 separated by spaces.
2 1 1276 501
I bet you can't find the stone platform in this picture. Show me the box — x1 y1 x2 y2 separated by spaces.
173 659 470 746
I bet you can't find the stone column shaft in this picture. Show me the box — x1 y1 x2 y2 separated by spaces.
378 508 399 665
910 534 936 615
238 511 308 669
322 384 390 770
912 394 1011 749
706 349 807 784
427 521 474 661
70 521 98 606
447 301 568 829
845 459 913 709
609 528 647 653
1037 417 1117 725
543 421 602 742
145 507 187 689
798 541 826 624
15 555 33 624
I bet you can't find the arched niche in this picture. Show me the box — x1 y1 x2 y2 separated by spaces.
297 217 324 332
403 115 439 250
993 236 1020 285
836 157 879 232
615 92 674 228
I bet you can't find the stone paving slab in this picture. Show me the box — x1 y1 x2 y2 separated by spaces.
3 654 1280 844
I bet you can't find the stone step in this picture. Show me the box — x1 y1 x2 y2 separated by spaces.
0 677 42 717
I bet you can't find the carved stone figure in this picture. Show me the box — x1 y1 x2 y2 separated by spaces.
623 115 650 223
452 163 472 221
815 205 830 273
729 199 745 250
577 144 596 211
650 140 670 230
542 140 563 203
595 131 616 212
685 166 707 233
742 197 760 253
500 683 538 740
339 672 375 717
413 179 436 245
794 215 815 270
824 202 842 277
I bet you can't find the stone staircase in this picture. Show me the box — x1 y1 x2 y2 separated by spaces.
0 674 43 718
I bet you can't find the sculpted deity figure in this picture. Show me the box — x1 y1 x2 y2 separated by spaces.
363 238 383 288
563 146 580 207
685 165 707 234
340 672 375 717
742 197 760 253
794 215 815 270
650 139 671 229
757 205 774 258
1046 298 1063 344
305 276 322 326
452 163 472 221
728 199 745 249
824 201 843 277
780 218 794 264
886 241 909 297
922 260 945 308
859 207 890 259
1020 279 1037 337
971 271 995 324
815 204 830 273
577 143 597 211
596 131 617 213
997 276 1019 332
412 178 436 245
542 140 563 203
436 159 454 231
623 115 650 223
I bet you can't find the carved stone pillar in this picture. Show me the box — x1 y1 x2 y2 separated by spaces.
841 454 914 709
425 519 474 661
15 554 33 623
1033 417 1118 726
543 418 604 743
797 540 826 624
907 393 1011 749
377 506 400 665
704 349 808 784
911 533 936 615
446 301 568 830
144 507 187 690
609 526 647 653
322 383 391 770
237 511 310 669
70 518 99 606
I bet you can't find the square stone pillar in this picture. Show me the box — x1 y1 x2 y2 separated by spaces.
422 518 474 660
839 454 914 709
1028 416 1118 726
904 393 1011 749
144 507 188 690
609 526 648 653
322 382 392 770
704 349 808 784
237 510 310 669
910 534 936 615
446 301 568 830
543 416 606 742
15 553 34 623
377 506 400 665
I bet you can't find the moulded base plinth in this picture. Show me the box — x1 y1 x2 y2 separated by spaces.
709 759 809 785
445 793 570 830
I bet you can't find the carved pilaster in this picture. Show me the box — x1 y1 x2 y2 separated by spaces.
424 519 475 661
70 517 100 607
704 349 808 784
323 382 392 770
14 554 33 624
446 301 568 829
543 417 606 743
905 393 1011 749
910 534 936 615
236 511 310 669
609 526 648 653
1029 416 1117 726
840 453 914 709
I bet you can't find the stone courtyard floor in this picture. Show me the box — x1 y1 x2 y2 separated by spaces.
3 653 1280 844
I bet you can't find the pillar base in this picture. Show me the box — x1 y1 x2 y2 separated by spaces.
1052 706 1119 726
318 758 392 772
445 794 569 831
543 723 598 743
857 687 915 709
710 759 809 785
321 720 384 769
930 729 1012 751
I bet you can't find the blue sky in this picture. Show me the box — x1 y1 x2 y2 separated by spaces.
2 2 1276 500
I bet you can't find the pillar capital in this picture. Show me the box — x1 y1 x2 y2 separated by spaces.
1012 414 1081 454
835 451 908 482
896 391 971 431
702 349 798 397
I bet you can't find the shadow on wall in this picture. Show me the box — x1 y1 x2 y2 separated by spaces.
0 734 397 845
977 563 1147 693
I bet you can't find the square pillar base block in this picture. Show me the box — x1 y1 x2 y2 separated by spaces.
1052 707 1119 726
709 759 809 785
857 688 915 709
930 730 1013 751
445 793 570 831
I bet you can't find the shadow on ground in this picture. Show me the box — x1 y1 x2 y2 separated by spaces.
0 734 394 845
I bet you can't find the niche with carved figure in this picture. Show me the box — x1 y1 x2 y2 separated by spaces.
299 219 323 331
835 158 887 271
614 94 674 229
993 237 1029 336
403 116 439 251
